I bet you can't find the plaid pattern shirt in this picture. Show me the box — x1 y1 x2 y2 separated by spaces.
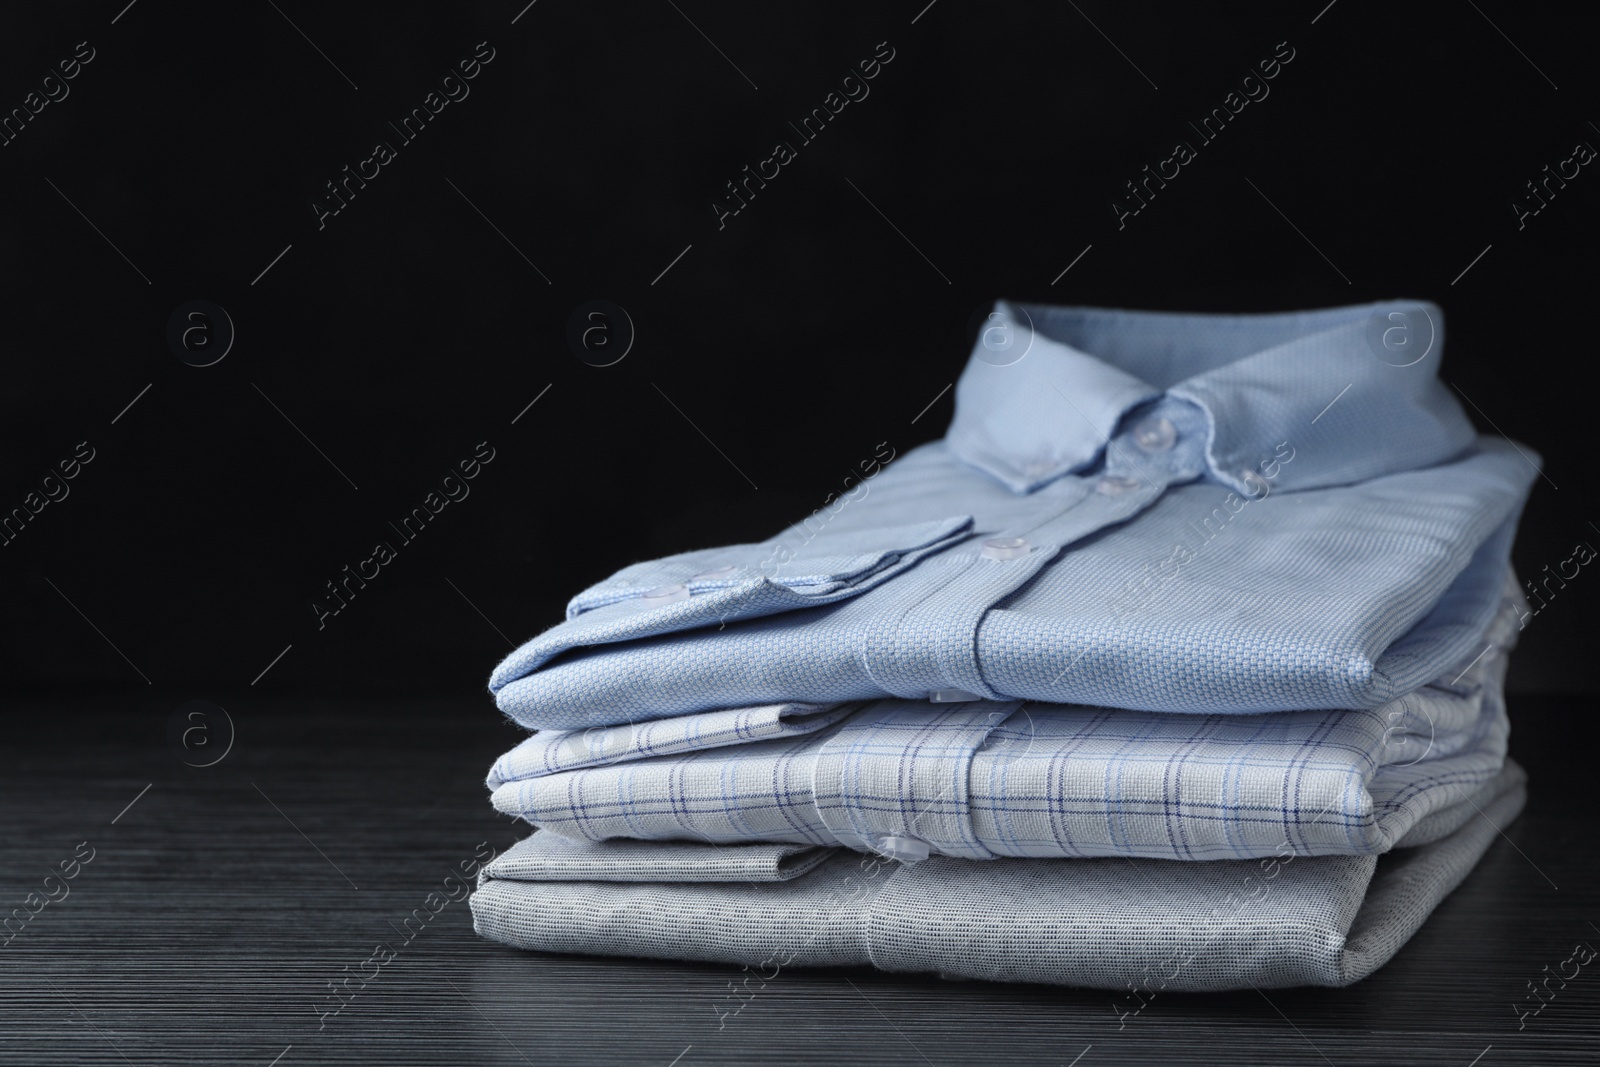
488 583 1518 862
472 763 1528 991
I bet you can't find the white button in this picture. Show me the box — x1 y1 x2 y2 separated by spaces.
640 583 690 606
1096 475 1141 496
929 688 981 703
981 536 1030 561
690 564 738 580
1132 417 1177 453
873 835 930 864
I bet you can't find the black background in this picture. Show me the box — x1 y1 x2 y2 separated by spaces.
5 6 1599 1066
2 0 1595 706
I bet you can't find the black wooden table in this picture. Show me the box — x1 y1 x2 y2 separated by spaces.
2 695 1596 1065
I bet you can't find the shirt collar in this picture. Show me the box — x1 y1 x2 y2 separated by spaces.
945 299 1477 495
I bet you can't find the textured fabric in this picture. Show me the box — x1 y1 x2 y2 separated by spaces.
471 762 1526 991
488 300 1538 731
949 300 1474 495
489 579 1520 861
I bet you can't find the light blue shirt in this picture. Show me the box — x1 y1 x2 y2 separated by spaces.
490 300 1537 730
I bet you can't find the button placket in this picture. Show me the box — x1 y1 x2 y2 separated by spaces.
1132 416 1177 453
812 702 1012 861
861 543 1062 702
1099 397 1206 495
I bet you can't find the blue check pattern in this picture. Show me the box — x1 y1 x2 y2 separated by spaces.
472 763 1528 991
488 579 1520 862
486 701 858 785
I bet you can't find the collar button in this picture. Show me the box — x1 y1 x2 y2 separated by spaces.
1095 475 1141 496
1132 416 1177 453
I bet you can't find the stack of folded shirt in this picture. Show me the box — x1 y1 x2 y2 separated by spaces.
472 299 1538 991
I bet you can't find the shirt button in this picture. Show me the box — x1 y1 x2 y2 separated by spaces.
640 583 690 606
981 536 1031 561
1132 416 1177 453
929 688 981 703
1095 475 1141 496
690 564 738 580
872 834 931 864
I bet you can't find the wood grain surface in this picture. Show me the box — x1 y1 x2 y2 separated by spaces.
2 695 1595 1066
